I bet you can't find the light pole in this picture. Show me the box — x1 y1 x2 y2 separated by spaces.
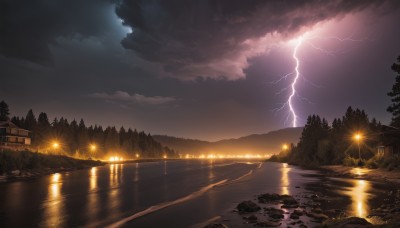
353 133 363 160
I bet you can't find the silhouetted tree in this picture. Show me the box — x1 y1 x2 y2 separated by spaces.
24 109 37 131
0 100 10 121
387 55 400 127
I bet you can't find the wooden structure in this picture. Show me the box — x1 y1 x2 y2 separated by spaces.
376 125 400 158
0 121 31 149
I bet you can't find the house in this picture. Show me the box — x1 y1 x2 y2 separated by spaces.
376 125 400 158
0 121 31 149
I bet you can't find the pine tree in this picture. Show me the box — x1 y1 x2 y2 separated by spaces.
387 56 400 127
0 100 10 121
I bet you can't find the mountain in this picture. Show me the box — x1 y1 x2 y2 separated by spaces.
153 127 303 156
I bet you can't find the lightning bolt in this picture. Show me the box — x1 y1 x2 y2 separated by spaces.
272 32 369 128
288 37 303 127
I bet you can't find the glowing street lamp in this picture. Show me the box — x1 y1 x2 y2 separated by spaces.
52 142 59 149
90 144 97 151
136 153 140 159
353 133 363 160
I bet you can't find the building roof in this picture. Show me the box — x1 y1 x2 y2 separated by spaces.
0 120 27 130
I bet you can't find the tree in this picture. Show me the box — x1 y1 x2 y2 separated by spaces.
387 55 400 127
24 109 37 130
0 100 10 121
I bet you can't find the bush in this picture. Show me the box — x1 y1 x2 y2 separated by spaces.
380 156 400 171
0 150 103 175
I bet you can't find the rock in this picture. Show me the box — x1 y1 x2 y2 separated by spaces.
243 214 258 222
306 212 329 221
310 194 319 199
257 193 281 203
299 224 307 228
255 221 281 227
311 207 322 214
204 223 228 228
290 213 299 219
323 217 372 227
237 200 261 213
267 208 284 219
292 209 304 216
281 195 299 208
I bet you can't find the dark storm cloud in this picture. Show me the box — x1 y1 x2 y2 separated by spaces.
117 0 399 79
89 90 176 105
0 0 118 65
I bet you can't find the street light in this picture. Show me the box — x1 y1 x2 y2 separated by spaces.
90 144 97 151
52 142 59 149
353 133 363 160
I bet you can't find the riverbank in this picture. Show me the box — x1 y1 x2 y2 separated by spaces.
0 150 104 182
205 162 400 227
320 165 400 185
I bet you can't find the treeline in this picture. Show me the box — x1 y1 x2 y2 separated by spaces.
271 55 400 169
270 107 382 167
2 101 177 159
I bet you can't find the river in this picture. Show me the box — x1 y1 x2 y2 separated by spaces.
0 160 387 227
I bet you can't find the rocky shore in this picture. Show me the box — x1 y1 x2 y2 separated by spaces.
0 163 103 182
205 165 400 228
0 150 104 183
320 165 400 185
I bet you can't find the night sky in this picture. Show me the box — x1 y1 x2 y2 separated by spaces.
1 0 400 141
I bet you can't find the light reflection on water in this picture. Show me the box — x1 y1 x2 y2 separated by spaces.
208 160 215 181
351 167 371 176
42 173 65 227
90 167 97 191
341 178 371 218
281 163 291 195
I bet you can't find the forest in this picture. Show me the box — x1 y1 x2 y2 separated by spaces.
270 55 400 170
0 101 177 160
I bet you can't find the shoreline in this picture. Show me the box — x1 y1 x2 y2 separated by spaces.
206 162 400 227
318 165 400 186
0 158 193 183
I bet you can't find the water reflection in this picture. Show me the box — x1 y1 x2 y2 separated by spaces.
208 160 215 181
110 164 123 187
281 163 291 195
90 167 97 191
164 161 168 175
341 179 371 218
134 163 139 182
351 167 371 177
42 173 65 227
88 167 99 222
108 164 123 217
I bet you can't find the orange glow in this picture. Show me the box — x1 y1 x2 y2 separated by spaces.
109 156 124 162
353 133 363 141
163 155 167 159
90 144 96 151
282 144 289 150
52 142 59 149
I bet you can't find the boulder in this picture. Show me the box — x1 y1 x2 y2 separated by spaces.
266 208 284 219
255 221 281 227
237 201 261 213
257 193 281 203
323 217 372 227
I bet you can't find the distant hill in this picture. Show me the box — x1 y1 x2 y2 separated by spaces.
153 127 303 156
